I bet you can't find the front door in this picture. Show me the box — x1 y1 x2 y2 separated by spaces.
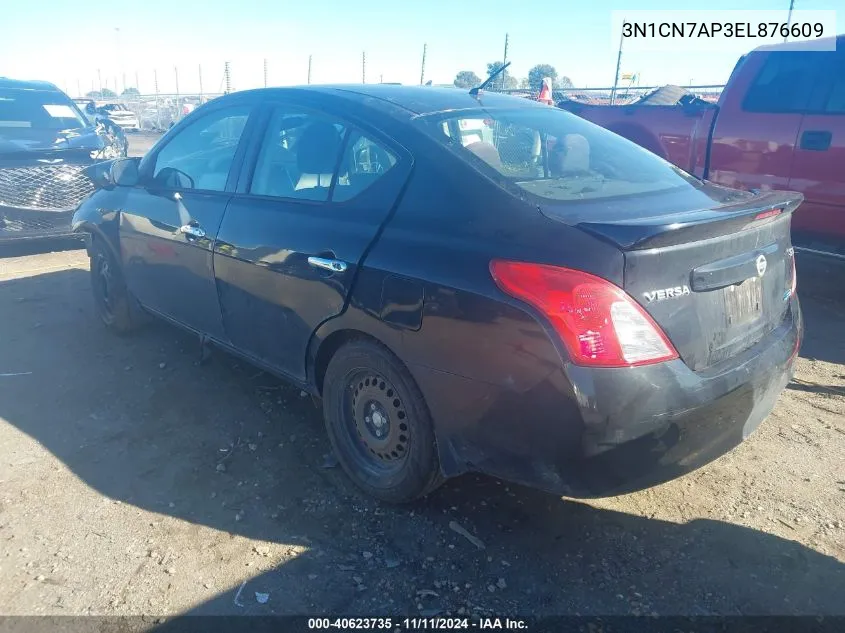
213 103 411 381
120 103 255 339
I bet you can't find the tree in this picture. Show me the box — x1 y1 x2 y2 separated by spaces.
85 88 117 99
527 64 558 92
485 61 517 90
453 70 481 89
557 76 574 89
121 87 140 97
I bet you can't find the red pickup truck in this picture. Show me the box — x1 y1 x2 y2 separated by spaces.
560 35 845 259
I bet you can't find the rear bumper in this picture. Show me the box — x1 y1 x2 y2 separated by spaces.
413 297 802 497
0 205 77 242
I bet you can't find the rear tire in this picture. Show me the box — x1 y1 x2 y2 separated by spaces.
89 237 140 335
323 339 444 503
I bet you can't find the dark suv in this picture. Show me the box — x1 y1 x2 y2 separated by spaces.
0 78 124 242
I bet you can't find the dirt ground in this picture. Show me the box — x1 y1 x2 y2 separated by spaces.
0 243 843 618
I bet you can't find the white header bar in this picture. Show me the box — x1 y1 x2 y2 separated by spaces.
610 10 837 54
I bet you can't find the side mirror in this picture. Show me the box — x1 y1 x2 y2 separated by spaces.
112 157 141 187
154 166 194 190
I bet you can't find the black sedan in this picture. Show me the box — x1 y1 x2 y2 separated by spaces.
0 78 125 242
72 85 803 502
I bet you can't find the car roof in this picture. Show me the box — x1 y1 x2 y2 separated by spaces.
230 84 549 119
0 77 61 92
752 33 843 53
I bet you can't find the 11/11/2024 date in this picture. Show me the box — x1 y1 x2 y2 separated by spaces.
308 618 528 629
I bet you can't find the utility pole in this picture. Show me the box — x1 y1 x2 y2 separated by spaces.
785 0 796 41
420 43 427 85
263 58 268 87
115 27 124 94
224 61 231 94
153 69 160 129
97 68 102 94
174 66 180 117
611 26 624 105
198 65 203 101
135 71 139 92
77 79 81 98
307 55 312 84
362 51 366 84
501 33 509 90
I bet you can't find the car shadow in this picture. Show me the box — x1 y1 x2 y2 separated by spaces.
0 267 843 617
795 254 845 366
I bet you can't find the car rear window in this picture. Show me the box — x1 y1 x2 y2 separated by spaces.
415 106 701 202
0 88 87 131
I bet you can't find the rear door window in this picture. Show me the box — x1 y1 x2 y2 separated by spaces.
249 106 397 203
742 52 829 113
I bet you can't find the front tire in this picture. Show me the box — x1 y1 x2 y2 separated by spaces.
89 237 140 334
323 339 443 503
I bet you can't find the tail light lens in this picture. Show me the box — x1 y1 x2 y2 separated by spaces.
490 260 679 367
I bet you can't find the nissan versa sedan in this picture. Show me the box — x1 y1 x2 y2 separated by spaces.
71 85 803 502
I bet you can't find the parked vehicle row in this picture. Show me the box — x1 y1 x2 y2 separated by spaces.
72 85 802 502
559 34 845 259
0 78 126 241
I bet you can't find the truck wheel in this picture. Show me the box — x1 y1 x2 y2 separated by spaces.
89 237 140 335
322 339 444 503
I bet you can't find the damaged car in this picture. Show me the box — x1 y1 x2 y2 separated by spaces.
0 78 124 242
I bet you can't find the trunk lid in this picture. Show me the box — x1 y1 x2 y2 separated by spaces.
541 186 802 371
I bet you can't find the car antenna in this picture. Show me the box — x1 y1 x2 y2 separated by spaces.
470 62 511 97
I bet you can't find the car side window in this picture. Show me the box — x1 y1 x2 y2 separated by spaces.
152 105 251 192
743 52 826 114
250 108 347 202
822 58 845 113
331 131 398 202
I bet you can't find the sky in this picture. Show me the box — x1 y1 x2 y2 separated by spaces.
0 0 841 97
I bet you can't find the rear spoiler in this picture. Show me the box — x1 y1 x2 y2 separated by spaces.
576 191 804 250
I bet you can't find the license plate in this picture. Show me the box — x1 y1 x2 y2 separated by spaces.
724 277 763 327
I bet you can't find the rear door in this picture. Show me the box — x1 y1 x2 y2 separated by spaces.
787 51 845 243
213 101 412 381
708 50 825 193
120 103 255 339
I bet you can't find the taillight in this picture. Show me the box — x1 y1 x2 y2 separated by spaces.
490 260 679 367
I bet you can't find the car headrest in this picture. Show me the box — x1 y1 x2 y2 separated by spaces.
297 122 341 174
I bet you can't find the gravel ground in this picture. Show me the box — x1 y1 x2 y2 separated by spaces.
0 244 842 618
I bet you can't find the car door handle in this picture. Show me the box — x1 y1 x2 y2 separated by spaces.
799 130 832 151
179 223 206 239
307 256 348 273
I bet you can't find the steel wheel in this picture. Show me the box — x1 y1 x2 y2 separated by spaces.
88 237 140 334
323 339 444 503
345 370 411 476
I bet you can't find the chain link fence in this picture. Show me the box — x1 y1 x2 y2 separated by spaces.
84 93 224 132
